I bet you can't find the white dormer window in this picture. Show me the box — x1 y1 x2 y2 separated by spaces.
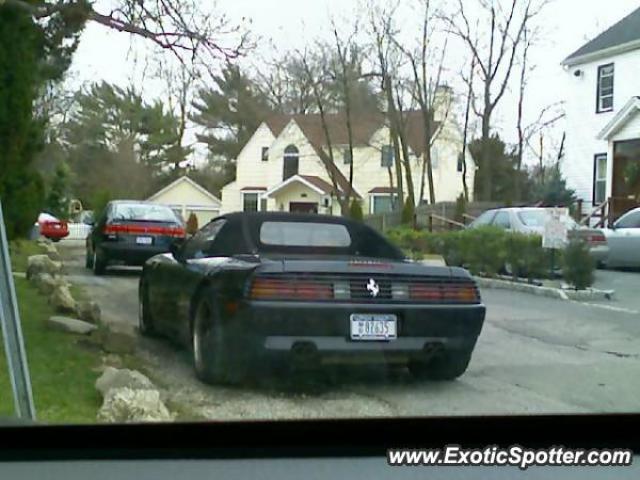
596 63 614 113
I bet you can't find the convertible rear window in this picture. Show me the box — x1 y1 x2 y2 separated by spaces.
260 221 351 247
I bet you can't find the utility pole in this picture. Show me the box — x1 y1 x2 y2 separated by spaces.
0 200 36 420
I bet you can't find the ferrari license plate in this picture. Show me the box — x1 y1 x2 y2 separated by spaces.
136 236 153 245
350 314 397 341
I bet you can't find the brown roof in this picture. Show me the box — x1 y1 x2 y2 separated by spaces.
300 175 362 199
368 187 398 194
263 111 437 201
299 175 335 195
264 111 439 156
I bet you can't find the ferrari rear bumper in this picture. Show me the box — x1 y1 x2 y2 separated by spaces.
237 300 485 360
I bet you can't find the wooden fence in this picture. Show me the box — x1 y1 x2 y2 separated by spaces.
364 201 504 233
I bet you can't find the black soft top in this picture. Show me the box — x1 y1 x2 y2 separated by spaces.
214 212 405 260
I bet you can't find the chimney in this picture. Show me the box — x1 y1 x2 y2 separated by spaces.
434 84 454 121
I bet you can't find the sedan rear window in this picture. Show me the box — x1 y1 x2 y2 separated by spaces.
111 203 180 223
518 210 578 228
260 221 351 247
517 210 548 227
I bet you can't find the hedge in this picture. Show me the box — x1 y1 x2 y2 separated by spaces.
387 226 567 281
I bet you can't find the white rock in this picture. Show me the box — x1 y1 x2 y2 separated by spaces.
76 300 101 324
32 273 57 294
97 387 173 423
26 255 62 278
95 367 156 396
49 285 77 314
48 316 98 335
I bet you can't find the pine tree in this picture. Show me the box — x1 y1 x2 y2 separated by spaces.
349 199 364 221
46 162 70 219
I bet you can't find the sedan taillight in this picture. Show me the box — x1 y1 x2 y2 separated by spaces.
586 232 607 245
103 224 185 237
249 278 333 300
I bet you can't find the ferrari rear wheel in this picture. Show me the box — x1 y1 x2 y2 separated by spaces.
192 294 232 385
138 281 157 337
408 348 473 381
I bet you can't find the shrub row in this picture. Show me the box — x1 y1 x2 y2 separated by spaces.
387 226 590 285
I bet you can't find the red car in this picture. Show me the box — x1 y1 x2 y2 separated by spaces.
38 213 69 242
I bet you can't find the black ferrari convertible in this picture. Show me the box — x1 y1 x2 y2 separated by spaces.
138 212 486 384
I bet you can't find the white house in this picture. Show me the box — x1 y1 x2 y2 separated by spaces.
220 88 475 216
147 176 221 226
561 6 640 221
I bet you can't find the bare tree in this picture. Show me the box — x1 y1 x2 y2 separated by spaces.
331 21 358 197
253 54 316 114
8 0 252 65
460 55 477 202
442 0 547 201
298 49 352 214
368 2 405 210
392 0 451 205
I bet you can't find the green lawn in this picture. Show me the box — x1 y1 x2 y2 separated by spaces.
0 277 102 423
7 239 45 272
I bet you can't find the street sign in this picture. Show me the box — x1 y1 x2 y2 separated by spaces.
0 200 36 420
542 207 569 250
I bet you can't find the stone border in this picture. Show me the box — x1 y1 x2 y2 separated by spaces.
474 276 615 302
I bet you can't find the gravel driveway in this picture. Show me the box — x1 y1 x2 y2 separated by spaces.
58 241 640 420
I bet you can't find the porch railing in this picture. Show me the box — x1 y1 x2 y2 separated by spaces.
427 213 466 232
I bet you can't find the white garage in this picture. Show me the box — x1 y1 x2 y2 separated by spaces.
147 176 221 227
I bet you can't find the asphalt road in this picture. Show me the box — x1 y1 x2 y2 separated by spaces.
59 241 640 420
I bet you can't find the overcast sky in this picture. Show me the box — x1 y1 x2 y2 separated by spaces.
68 0 640 167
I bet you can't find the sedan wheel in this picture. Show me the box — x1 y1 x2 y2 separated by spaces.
85 248 94 269
92 249 106 276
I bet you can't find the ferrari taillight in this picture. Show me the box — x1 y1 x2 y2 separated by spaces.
409 284 479 303
249 278 333 300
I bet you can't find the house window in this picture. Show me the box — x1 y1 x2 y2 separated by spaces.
283 144 299 180
370 194 394 214
596 63 614 113
242 192 259 212
343 148 352 165
381 145 394 167
260 198 268 211
457 153 464 172
261 147 269 162
593 154 607 205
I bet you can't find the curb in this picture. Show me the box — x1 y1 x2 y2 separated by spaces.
474 277 568 300
473 277 615 302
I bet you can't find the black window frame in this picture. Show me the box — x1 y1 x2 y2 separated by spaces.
596 63 614 114
343 148 352 165
381 145 394 168
283 145 299 180
261 147 269 162
592 153 608 206
242 192 260 212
